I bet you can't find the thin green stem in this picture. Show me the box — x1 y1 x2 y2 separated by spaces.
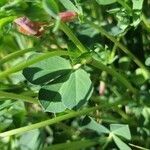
116 0 132 12
0 91 38 104
91 58 137 93
0 50 68 79
0 0 21 11
129 143 149 150
0 32 58 65
59 22 87 53
115 107 130 121
0 48 34 65
141 13 150 32
110 37 121 61
59 22 136 93
44 137 98 150
0 107 96 137
0 100 124 137
86 19 150 78
102 134 113 150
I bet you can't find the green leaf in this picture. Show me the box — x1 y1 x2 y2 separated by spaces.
61 69 93 109
0 16 16 29
43 0 59 18
136 68 149 80
145 57 150 66
23 54 72 85
132 0 144 10
112 134 131 150
39 79 68 113
110 124 131 140
44 139 97 150
20 129 44 150
0 100 26 131
79 24 99 38
116 9 130 31
81 116 110 134
25 3 49 21
119 57 131 70
142 107 150 125
59 0 79 13
39 69 93 112
132 11 142 27
96 0 116 5
0 0 6 7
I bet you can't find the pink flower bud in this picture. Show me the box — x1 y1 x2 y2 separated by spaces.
59 11 77 22
99 81 106 96
14 17 45 36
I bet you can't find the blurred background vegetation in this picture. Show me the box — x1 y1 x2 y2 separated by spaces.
0 0 150 149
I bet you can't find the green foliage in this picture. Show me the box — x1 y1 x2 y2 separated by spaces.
0 16 16 30
145 57 150 66
81 117 132 150
82 116 110 134
0 100 26 131
42 0 59 18
59 0 79 13
110 124 131 140
23 54 93 112
96 0 116 5
132 0 144 10
112 135 131 150
0 0 150 149
44 139 97 150
19 129 44 150
23 55 72 85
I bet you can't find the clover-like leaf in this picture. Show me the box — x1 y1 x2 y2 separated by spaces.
81 116 110 134
39 87 67 113
23 54 72 85
112 134 131 150
110 124 131 140
39 69 93 112
38 73 70 113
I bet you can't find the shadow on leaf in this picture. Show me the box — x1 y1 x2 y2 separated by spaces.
23 67 72 85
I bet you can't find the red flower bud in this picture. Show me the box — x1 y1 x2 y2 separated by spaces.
59 11 77 22
14 12 77 36
14 17 45 36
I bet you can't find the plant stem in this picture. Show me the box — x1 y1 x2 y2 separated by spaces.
0 33 59 65
0 91 38 104
116 0 132 12
59 23 136 93
86 19 150 79
102 133 113 150
0 48 34 65
110 37 121 61
0 100 124 137
0 107 96 137
141 14 150 32
59 22 87 53
91 59 137 94
0 0 21 11
44 138 98 150
129 143 149 150
0 50 68 79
